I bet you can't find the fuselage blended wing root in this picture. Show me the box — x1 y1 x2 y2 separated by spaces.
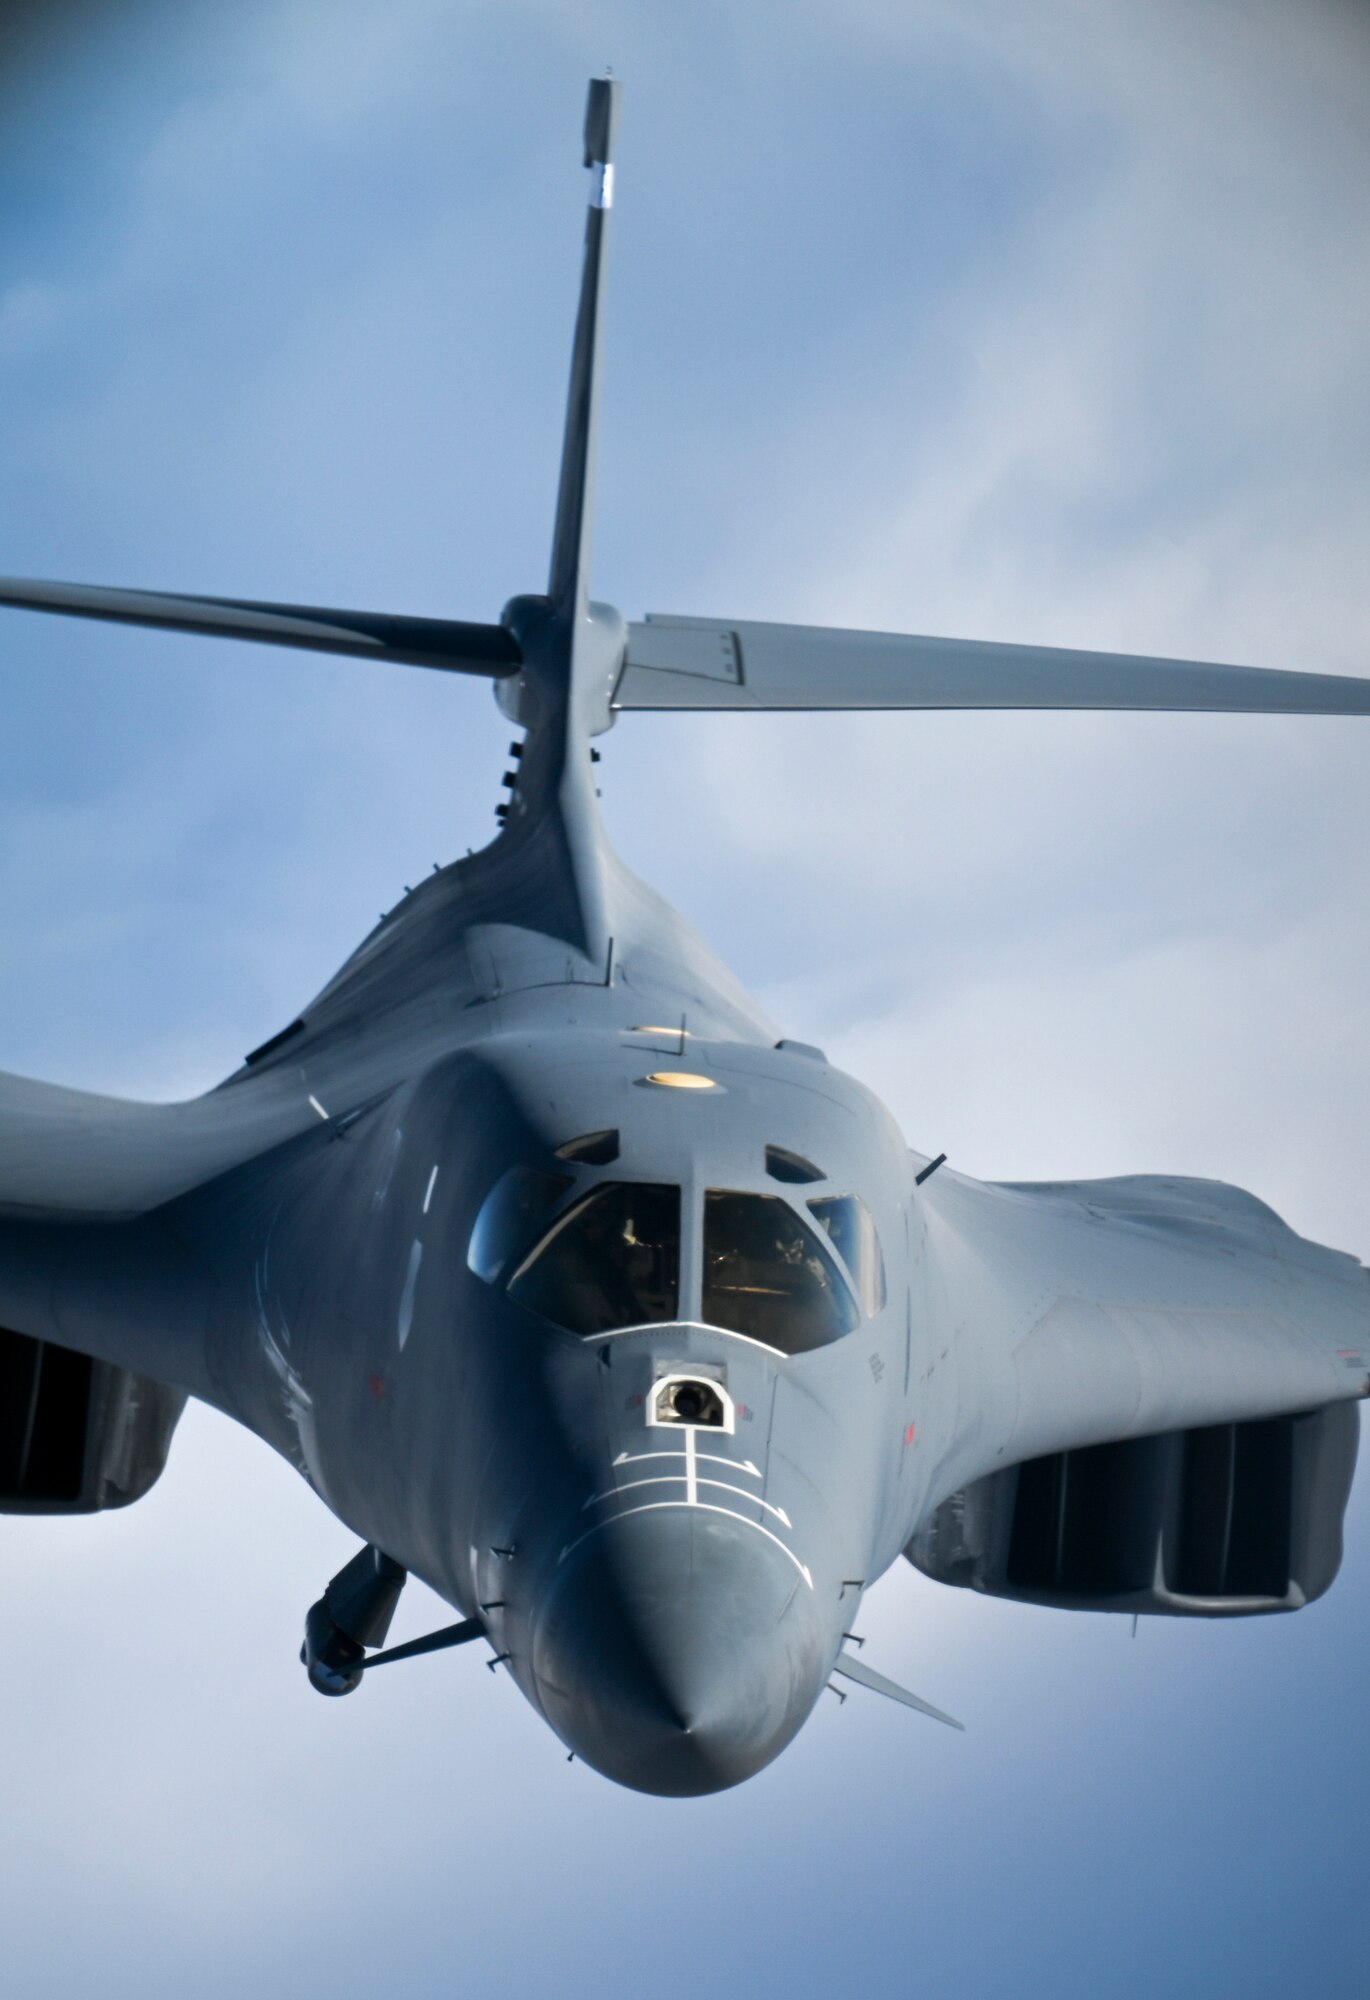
1 75 1367 1792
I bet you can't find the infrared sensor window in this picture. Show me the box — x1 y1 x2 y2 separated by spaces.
765 1145 825 1185
555 1129 620 1165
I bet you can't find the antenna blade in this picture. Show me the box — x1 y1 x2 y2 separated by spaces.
547 77 622 615
831 1650 966 1729
0 577 521 677
616 615 1370 716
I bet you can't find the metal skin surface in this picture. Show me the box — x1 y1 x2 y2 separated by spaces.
0 843 924 1794
1 79 1368 1795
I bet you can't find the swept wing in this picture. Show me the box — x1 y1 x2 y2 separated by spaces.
617 614 1370 714
909 1167 1369 1616
0 578 520 677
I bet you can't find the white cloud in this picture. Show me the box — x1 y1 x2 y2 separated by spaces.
2 6 1370 1992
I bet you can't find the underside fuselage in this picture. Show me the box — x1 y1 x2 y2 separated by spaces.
3 77 1366 1800
159 774 928 1791
5 577 1366 1794
0 575 944 1793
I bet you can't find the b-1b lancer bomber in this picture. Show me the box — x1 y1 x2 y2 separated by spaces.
2 81 1369 1795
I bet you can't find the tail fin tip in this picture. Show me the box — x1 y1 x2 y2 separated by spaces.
584 76 621 168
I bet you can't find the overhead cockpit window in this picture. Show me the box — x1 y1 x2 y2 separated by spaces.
807 1195 887 1317
702 1191 859 1355
555 1129 620 1165
467 1167 573 1284
507 1182 680 1335
765 1145 825 1185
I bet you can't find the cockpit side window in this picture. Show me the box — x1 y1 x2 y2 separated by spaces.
507 1181 680 1335
702 1191 859 1355
807 1195 887 1316
467 1167 573 1283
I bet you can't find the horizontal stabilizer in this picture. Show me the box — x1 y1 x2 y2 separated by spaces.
617 615 1370 716
0 577 521 677
831 1649 965 1729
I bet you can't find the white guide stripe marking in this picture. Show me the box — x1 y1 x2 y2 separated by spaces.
591 161 614 209
397 1238 423 1350
585 1320 786 1358
586 1474 791 1528
697 1482 789 1528
308 1094 329 1121
685 1426 697 1505
612 1449 762 1479
700 1452 761 1478
587 1474 689 1508
560 1501 813 1590
422 1164 439 1214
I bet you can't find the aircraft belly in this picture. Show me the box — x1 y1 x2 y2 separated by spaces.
6 68 1370 1779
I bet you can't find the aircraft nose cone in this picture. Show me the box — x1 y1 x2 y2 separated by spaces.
533 1508 826 1796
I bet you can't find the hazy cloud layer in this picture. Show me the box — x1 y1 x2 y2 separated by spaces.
1 5 1368 1996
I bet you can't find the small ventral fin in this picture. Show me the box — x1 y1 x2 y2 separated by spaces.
832 1649 965 1730
354 1616 486 1673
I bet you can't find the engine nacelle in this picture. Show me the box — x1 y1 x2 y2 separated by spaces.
0 1324 185 1514
907 1401 1359 1616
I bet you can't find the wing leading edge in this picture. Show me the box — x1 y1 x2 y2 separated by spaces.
924 1168 1370 1481
0 578 521 677
617 614 1370 715
908 1169 1369 1618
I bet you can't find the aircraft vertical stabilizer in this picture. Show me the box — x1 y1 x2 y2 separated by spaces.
547 77 621 621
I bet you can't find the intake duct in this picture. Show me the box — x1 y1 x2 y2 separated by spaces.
906 1401 1359 1616
0 1325 186 1514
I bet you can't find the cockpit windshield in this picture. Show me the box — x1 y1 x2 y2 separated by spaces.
807 1194 887 1316
507 1181 681 1335
467 1166 573 1284
701 1190 859 1355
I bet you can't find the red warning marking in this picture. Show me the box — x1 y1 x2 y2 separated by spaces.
368 1372 386 1400
904 1421 917 1446
1337 1350 1362 1359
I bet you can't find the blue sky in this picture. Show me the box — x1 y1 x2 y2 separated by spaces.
2 3 1369 1994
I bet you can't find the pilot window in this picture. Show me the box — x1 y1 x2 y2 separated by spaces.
702 1190 859 1355
467 1166 573 1283
507 1181 680 1335
807 1195 887 1316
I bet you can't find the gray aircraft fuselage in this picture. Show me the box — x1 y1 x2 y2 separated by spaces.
14 594 928 1794
4 78 1367 1800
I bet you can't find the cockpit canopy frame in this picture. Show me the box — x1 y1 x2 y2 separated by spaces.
468 1139 889 1354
